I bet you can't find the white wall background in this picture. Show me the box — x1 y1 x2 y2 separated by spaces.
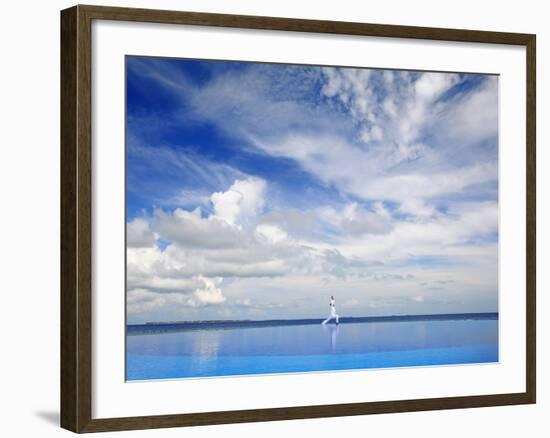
0 0 546 436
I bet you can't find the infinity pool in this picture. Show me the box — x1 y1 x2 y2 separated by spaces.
126 317 498 381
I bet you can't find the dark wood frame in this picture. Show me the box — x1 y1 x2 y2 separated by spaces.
61 4 536 433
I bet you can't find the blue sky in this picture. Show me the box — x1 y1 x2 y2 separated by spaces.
126 56 499 324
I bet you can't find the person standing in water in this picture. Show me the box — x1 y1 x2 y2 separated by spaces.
322 295 340 325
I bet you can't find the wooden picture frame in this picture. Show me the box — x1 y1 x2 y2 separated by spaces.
61 4 536 433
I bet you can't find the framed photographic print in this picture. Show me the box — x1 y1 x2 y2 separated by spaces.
60 4 536 433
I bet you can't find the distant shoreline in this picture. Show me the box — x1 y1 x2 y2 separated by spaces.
127 312 498 335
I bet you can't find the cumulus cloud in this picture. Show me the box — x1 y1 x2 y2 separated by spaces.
127 217 156 248
259 208 319 237
153 207 244 249
126 179 498 320
255 223 289 244
127 276 226 314
190 276 226 306
211 177 266 226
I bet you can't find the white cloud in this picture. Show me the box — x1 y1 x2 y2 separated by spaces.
153 207 244 249
191 276 226 305
362 162 497 202
211 189 242 226
259 208 319 237
435 76 498 146
211 177 266 226
127 218 156 248
127 275 227 315
128 185 497 319
333 201 498 262
127 273 202 294
319 202 392 235
415 72 459 100
127 289 167 314
321 68 459 157
255 223 288 244
127 175 498 320
397 199 437 219
321 67 374 121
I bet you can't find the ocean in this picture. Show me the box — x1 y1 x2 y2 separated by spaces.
126 313 498 381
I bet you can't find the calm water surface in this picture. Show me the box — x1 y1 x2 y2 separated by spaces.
126 318 498 380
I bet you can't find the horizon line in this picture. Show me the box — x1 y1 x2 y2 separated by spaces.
128 311 498 327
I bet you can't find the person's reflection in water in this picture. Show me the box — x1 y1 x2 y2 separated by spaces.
323 323 340 353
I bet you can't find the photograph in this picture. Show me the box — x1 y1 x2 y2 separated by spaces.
125 56 499 381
